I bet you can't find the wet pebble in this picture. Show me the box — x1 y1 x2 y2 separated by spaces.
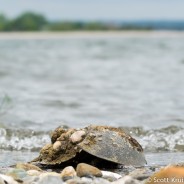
16 163 42 171
70 130 86 144
39 172 62 178
66 177 111 184
27 169 42 176
61 166 76 181
101 171 122 182
0 174 19 184
0 167 153 184
6 168 27 181
53 141 62 151
81 177 111 184
0 177 5 184
76 163 102 178
128 168 151 180
37 175 63 184
112 175 140 184
0 162 166 184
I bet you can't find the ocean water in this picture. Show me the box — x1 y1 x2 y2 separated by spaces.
0 32 183 167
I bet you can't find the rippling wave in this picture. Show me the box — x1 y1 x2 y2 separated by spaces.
124 126 184 152
0 128 50 151
0 126 183 152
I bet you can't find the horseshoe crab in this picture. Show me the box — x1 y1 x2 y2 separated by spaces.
32 125 146 168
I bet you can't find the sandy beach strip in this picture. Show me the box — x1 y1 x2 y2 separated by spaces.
0 31 184 40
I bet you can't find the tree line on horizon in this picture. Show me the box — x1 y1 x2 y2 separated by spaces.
0 12 154 31
1 12 184 31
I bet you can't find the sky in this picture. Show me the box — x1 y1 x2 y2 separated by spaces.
0 0 184 21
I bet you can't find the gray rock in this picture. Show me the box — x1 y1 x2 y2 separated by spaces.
101 170 122 181
66 177 90 184
111 176 141 184
81 177 93 183
91 177 111 184
37 175 64 184
66 177 111 184
128 168 151 180
22 176 40 184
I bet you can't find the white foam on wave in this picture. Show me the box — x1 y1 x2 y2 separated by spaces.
138 126 184 152
0 128 50 151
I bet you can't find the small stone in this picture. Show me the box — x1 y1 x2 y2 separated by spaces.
66 177 111 184
70 130 86 144
16 163 42 171
22 175 40 184
7 168 27 181
53 141 62 151
0 174 19 184
0 177 5 184
66 178 84 184
111 175 140 184
91 177 111 184
129 168 146 176
61 166 76 181
76 163 102 177
81 177 93 183
101 171 122 181
27 169 41 176
37 175 63 184
129 168 150 180
40 172 61 178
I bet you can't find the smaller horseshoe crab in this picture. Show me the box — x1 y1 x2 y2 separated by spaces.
32 125 146 168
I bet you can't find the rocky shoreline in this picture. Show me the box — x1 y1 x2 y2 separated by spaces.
0 162 184 184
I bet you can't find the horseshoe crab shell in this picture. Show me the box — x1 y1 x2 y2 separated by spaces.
32 125 146 167
79 126 146 166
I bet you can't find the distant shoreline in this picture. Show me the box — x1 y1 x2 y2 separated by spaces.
1 30 184 40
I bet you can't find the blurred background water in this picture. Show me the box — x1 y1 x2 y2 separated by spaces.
0 33 184 166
